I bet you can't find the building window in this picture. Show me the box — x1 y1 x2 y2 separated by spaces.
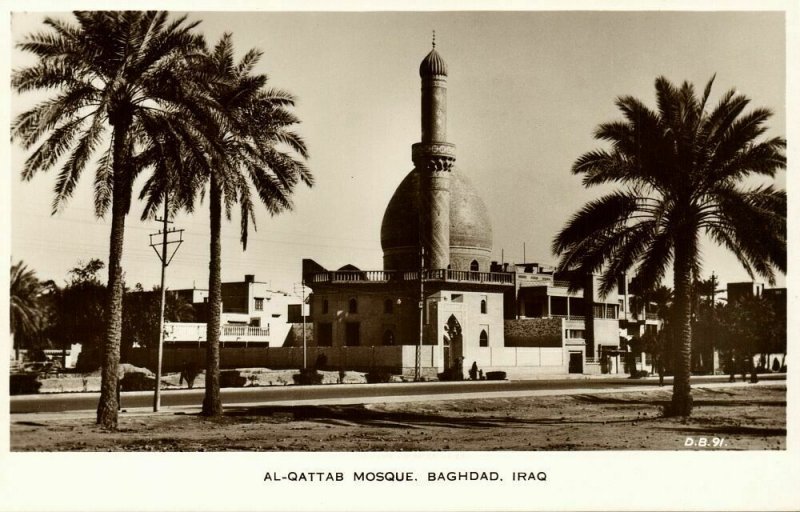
254 298 264 311
322 299 329 314
382 330 395 346
566 329 585 339
479 329 489 347
348 298 358 314
384 299 393 314
317 323 333 346
345 322 360 346
470 260 479 272
480 297 487 314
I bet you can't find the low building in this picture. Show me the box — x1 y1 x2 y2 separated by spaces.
164 274 306 348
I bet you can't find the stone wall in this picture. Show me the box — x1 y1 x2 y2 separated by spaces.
284 323 314 347
127 344 438 374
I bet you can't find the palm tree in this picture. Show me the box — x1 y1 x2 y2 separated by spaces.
553 76 785 417
12 11 216 429
10 261 47 358
141 34 311 416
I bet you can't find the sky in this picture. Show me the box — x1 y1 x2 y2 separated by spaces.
7 10 788 294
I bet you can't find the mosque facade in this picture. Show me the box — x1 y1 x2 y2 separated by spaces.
302 44 578 379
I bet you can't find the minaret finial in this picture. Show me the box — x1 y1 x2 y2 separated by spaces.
432 30 436 49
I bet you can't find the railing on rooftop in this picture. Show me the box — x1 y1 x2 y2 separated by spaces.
308 269 514 286
550 314 586 320
164 322 270 342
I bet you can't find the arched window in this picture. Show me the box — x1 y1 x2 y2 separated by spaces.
384 299 393 314
322 299 329 314
479 329 489 347
348 298 358 314
480 299 487 314
382 330 395 346
470 260 479 272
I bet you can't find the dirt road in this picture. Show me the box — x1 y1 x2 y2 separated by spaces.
10 384 785 451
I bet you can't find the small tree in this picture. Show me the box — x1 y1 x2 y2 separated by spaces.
50 260 107 371
121 285 195 358
717 295 778 383
10 261 50 358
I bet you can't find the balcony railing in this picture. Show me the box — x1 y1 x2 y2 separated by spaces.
164 322 270 342
307 269 515 286
550 314 586 320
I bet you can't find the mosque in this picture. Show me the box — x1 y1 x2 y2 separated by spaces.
301 42 583 379
145 41 631 378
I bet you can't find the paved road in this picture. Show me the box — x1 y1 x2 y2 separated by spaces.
10 374 785 414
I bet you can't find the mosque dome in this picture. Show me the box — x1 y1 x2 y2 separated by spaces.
380 167 493 271
419 48 448 78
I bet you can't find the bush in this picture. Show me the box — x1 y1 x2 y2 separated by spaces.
485 371 507 381
437 368 464 381
27 348 49 362
120 372 155 391
220 370 247 388
772 358 781 372
292 368 323 386
75 348 101 373
10 374 42 395
628 370 650 379
180 362 201 389
365 369 393 384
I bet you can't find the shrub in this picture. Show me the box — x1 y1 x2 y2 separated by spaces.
771 358 781 372
121 372 155 391
10 374 42 395
292 368 323 386
27 348 49 362
485 371 507 381
628 370 650 379
437 368 464 381
220 370 247 388
365 369 393 384
75 348 101 372
180 363 201 389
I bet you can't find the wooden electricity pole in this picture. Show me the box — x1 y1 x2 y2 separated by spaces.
149 192 183 412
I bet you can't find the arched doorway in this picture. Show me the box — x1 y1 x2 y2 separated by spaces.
443 315 463 376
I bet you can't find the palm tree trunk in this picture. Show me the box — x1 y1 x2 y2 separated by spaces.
667 241 694 417
202 173 223 416
96 132 129 429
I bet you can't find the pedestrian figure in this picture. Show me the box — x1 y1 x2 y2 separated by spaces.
469 361 478 381
179 360 189 387
455 356 465 380
657 356 665 387
479 369 484 380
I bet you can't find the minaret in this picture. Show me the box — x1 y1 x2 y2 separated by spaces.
414 34 456 271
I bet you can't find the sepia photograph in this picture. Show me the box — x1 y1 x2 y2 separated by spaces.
2 2 798 511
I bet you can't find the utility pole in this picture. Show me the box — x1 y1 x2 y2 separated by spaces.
149 193 184 412
416 247 425 382
293 281 309 370
710 271 717 374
